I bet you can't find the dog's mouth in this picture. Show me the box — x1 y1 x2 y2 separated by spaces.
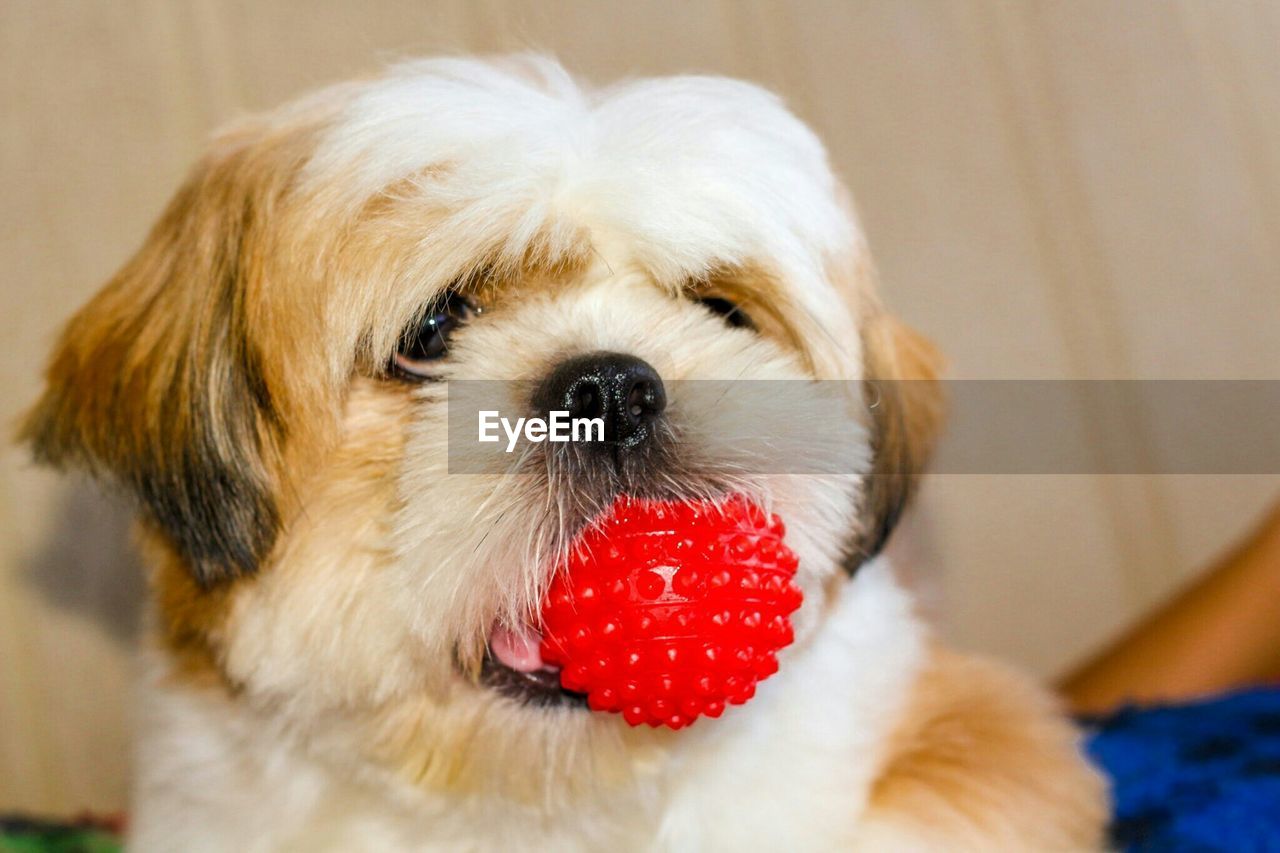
479 622 588 708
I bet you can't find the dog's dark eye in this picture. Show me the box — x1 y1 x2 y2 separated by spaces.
696 296 755 331
392 292 479 378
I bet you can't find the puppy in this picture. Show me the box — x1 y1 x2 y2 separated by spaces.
24 56 1106 850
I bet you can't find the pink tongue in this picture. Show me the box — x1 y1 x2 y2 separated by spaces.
489 623 548 673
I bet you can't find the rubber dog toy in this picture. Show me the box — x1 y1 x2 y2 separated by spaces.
540 496 802 729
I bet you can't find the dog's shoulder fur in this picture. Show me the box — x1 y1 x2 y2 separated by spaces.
858 646 1109 850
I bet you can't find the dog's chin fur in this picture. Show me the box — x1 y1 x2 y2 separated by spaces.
24 55 1106 850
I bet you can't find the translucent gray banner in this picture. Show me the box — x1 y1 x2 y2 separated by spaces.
444 380 1280 474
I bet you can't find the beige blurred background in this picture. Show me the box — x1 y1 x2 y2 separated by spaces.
3 0 1279 814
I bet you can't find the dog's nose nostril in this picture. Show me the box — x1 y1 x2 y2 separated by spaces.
570 384 604 421
536 351 666 450
623 377 663 429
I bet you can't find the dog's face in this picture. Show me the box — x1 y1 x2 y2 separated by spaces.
25 57 940 802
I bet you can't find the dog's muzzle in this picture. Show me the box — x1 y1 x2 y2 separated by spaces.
480 351 803 723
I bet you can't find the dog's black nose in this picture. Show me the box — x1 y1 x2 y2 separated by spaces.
536 351 666 449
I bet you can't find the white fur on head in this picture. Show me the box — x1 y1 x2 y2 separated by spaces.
305 54 865 377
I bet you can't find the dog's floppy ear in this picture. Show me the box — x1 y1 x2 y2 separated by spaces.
853 312 945 564
21 131 299 587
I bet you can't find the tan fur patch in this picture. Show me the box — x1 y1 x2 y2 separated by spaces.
856 311 945 559
864 646 1108 849
144 532 239 688
20 111 341 584
823 234 946 559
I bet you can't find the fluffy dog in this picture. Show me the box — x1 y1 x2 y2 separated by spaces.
24 56 1105 850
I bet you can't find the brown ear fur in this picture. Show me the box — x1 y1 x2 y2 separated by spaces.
20 128 304 587
854 312 945 563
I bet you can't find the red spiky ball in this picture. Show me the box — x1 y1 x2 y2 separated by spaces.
539 496 802 729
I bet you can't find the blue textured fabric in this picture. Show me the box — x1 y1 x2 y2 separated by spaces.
1085 687 1280 851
